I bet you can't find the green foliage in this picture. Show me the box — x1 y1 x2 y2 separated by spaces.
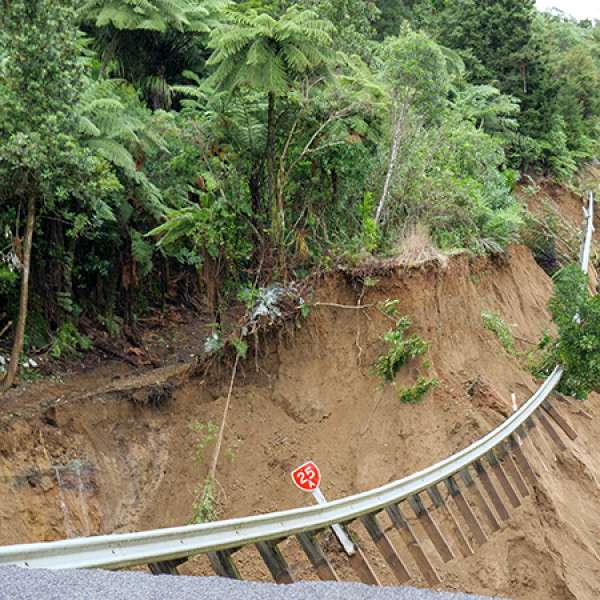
532 265 600 400
230 337 248 359
378 29 451 125
50 322 92 359
296 0 380 58
373 316 429 383
191 475 217 523
206 7 334 94
80 0 228 109
373 309 438 405
398 376 438 404
191 420 219 461
482 311 516 355
81 0 223 33
2 0 599 372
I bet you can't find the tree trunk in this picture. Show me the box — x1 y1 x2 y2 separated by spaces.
199 254 220 323
275 164 287 278
375 113 404 226
266 91 285 273
60 236 76 323
1 196 35 394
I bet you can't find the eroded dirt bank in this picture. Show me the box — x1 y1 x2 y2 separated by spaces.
2 192 600 599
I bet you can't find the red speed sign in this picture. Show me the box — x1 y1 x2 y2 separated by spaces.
291 461 321 492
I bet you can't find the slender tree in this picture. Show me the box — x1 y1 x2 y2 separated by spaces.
206 7 334 269
0 0 109 392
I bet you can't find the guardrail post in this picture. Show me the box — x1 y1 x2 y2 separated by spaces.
408 494 454 563
543 400 577 441
148 557 186 575
487 450 520 508
508 433 537 488
444 476 486 546
426 484 472 557
498 441 529 497
361 512 410 584
256 540 294 584
386 504 440 586
296 531 338 581
473 459 510 521
208 549 241 580
536 412 567 452
459 467 500 533
345 534 381 585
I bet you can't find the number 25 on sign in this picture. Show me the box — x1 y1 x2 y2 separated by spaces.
291 461 321 491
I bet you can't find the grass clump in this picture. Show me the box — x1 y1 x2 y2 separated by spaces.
482 311 516 355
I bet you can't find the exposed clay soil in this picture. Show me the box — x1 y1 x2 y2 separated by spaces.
1 185 600 599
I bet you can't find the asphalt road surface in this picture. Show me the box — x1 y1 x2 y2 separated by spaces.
0 567 506 600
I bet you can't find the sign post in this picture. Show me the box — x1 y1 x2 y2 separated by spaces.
291 461 355 556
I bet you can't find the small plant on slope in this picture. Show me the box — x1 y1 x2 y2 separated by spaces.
373 313 436 403
398 376 439 404
373 317 429 383
482 311 516 355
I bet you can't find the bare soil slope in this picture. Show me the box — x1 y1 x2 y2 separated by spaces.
1 189 600 599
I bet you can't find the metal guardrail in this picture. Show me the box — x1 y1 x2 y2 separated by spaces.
0 193 594 580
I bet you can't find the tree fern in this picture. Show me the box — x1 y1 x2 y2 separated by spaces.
207 7 334 95
78 76 166 188
81 0 226 32
80 0 228 108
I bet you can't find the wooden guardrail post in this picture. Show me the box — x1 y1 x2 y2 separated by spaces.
487 450 520 508
498 441 529 497
408 494 454 562
509 433 537 488
536 412 567 452
444 476 487 546
473 459 510 521
256 540 294 584
208 549 241 579
427 484 472 557
543 400 577 441
296 531 339 581
346 538 381 585
148 557 186 575
361 512 410 584
459 467 500 533
386 504 440 586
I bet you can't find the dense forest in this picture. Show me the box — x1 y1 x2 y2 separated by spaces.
0 0 599 390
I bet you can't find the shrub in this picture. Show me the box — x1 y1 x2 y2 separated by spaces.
398 376 439 404
373 317 429 383
533 265 600 400
482 311 516 355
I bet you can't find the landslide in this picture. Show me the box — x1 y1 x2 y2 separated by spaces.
1 185 600 600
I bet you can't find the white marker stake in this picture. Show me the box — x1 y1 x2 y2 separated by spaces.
311 487 356 556
511 393 524 448
291 461 356 556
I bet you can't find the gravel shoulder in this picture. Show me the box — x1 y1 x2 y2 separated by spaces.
0 567 505 600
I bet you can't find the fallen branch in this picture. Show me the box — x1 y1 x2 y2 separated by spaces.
0 321 13 340
312 302 375 310
209 353 240 482
93 338 140 368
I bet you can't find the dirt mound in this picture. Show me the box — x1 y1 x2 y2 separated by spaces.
3 240 600 599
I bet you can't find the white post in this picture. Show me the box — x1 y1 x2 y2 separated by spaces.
511 393 523 447
311 487 356 556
